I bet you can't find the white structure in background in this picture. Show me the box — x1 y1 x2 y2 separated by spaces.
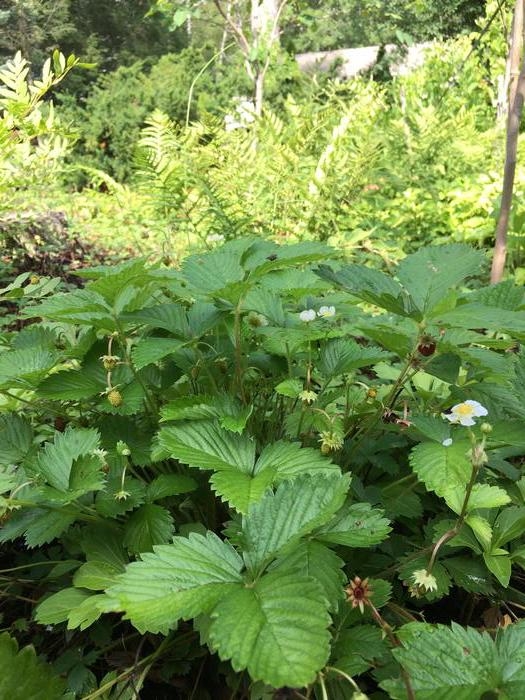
224 97 257 131
295 43 433 80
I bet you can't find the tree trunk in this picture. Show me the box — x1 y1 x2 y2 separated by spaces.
491 0 525 284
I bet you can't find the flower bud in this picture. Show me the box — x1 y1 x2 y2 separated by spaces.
480 422 493 434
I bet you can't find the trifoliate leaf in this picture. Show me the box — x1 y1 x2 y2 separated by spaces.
0 633 65 699
123 503 174 553
242 473 350 572
315 502 391 548
104 531 244 634
208 569 331 688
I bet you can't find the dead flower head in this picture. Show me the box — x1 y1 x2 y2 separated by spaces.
345 576 372 614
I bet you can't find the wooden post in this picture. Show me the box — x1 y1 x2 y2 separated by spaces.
491 0 525 283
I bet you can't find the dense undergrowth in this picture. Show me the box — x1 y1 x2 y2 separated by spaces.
2 7 525 698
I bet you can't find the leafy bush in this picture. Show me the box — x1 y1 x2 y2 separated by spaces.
2 239 525 697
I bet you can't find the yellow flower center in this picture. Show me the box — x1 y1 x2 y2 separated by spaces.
455 403 474 416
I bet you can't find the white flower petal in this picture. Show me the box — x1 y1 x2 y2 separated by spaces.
299 309 316 322
442 438 453 447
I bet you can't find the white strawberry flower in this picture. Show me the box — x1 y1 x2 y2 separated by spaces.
299 309 316 322
317 305 336 318
443 400 488 427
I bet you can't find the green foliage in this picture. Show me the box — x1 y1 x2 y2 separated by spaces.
382 621 525 699
0 632 65 700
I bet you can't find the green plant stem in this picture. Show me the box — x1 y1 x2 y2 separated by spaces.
325 665 361 691
368 602 415 700
427 437 485 573
82 636 175 700
233 301 246 403
113 322 158 416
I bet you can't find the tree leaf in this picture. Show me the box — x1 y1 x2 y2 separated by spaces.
208 569 331 688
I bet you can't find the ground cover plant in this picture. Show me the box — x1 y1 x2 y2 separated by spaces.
1 239 525 698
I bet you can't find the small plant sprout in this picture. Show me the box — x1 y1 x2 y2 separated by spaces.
317 305 336 318
442 400 488 426
299 308 316 322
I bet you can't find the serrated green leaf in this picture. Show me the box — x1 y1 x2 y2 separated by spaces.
73 560 124 590
432 304 525 332
319 338 390 376
464 484 510 512
483 551 511 587
332 624 388 677
397 245 484 316
24 508 77 547
0 348 59 386
131 337 183 369
492 507 525 548
381 621 525 699
37 370 102 400
160 396 218 421
316 263 411 316
443 556 494 594
81 523 128 569
105 531 244 634
242 474 350 572
274 378 303 398
123 504 174 553
121 302 189 335
0 633 65 699
182 248 245 296
409 441 471 506
0 413 33 465
315 502 391 547
158 420 256 473
466 514 493 551
271 540 345 611
67 593 104 630
36 587 92 625
146 474 196 502
22 288 113 327
37 427 100 492
208 569 331 688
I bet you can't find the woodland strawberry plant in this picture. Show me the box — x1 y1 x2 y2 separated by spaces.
1 240 525 698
